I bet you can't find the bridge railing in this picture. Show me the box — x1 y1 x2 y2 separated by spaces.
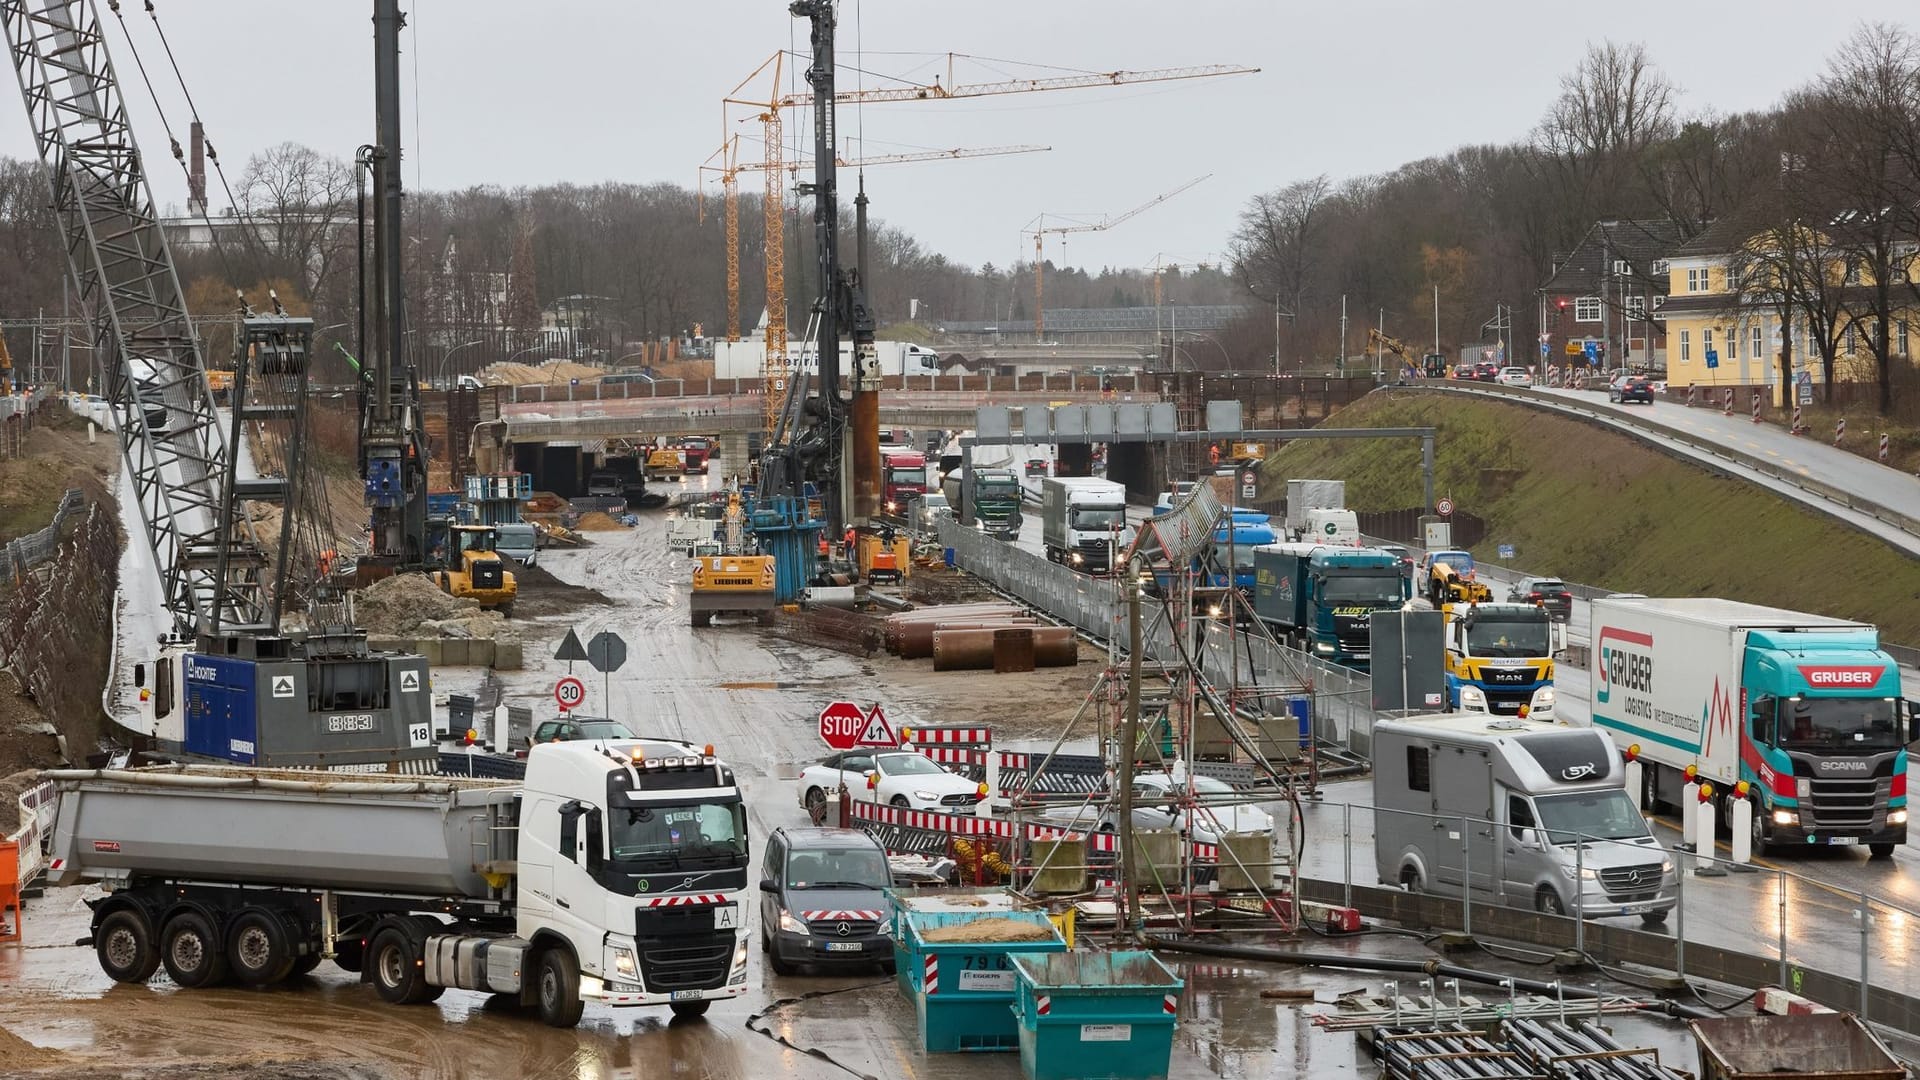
504 371 1157 405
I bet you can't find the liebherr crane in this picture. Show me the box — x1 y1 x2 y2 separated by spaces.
0 0 430 771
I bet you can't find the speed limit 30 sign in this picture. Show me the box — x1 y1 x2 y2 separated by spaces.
554 676 586 711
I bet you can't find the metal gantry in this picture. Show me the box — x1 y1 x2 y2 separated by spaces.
1 0 269 634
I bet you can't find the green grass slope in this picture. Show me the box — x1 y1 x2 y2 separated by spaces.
1261 390 1920 644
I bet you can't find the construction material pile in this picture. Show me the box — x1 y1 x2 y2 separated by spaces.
353 573 512 641
918 917 1058 944
570 511 630 531
474 360 605 386
883 603 1077 672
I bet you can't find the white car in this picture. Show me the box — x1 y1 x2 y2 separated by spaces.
1497 367 1532 387
796 749 983 815
1036 772 1273 845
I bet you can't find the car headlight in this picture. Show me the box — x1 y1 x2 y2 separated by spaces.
1891 809 1909 826
1660 859 1674 874
877 920 893 938
778 910 811 935
1314 641 1334 654
1534 687 1556 706
613 946 638 979
1773 809 1799 826
885 501 897 513
912 790 939 802
1459 686 1486 706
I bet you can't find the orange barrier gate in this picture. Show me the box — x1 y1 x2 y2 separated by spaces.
0 839 20 943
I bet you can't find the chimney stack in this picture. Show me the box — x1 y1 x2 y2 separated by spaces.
188 121 207 216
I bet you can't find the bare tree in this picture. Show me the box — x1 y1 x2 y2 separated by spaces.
238 143 354 305
1229 175 1331 362
1532 41 1677 237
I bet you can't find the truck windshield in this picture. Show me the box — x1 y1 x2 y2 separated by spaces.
1072 507 1126 529
1212 543 1258 571
978 480 1019 498
610 799 748 866
1533 790 1651 844
1778 697 1902 751
1465 617 1551 658
785 847 891 890
1320 574 1403 605
885 467 925 488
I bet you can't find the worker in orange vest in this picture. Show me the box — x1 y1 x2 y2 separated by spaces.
1208 443 1221 467
844 525 858 563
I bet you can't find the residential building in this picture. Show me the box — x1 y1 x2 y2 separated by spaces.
1537 219 1687 371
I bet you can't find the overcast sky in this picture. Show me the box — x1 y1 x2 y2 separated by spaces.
1 1 1913 275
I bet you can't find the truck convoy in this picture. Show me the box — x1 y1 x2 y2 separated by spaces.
1373 713 1676 924
1588 597 1910 858
1040 476 1134 574
943 467 1024 539
47 741 751 1027
1442 602 1557 720
1252 543 1409 668
1284 478 1359 545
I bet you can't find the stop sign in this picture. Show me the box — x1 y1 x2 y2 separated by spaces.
818 701 868 751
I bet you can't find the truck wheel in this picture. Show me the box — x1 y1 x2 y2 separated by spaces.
499 601 514 618
161 911 229 989
368 926 435 1005
228 908 296 986
758 609 776 626
1534 887 1566 917
669 1000 711 1020
691 611 712 628
1750 801 1773 858
1870 843 1897 859
1640 909 1670 927
95 907 160 984
534 947 586 1028
1398 866 1423 893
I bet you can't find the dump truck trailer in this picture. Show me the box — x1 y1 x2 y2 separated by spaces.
46 741 751 1028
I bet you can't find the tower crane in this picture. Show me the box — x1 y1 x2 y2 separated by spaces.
1027 175 1209 340
0 0 430 771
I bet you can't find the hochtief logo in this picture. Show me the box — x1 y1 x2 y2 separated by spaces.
1595 626 1654 705
1797 665 1885 689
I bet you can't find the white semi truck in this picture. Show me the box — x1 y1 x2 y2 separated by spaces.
712 340 939 381
46 740 750 1027
1040 476 1134 574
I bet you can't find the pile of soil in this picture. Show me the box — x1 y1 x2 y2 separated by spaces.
474 360 605 385
919 917 1057 944
571 511 627 531
352 573 480 636
510 560 612 620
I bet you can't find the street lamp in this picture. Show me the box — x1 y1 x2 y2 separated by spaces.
440 339 484 385
506 342 553 366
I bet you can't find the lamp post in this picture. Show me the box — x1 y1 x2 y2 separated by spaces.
505 341 552 366
440 339 484 386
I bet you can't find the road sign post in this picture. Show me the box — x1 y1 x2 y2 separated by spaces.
586 631 627 713
554 628 588 674
818 701 899 751
1435 497 1454 517
554 676 586 712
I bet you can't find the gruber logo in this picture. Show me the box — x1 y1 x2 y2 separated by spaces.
1595 626 1654 705
1798 665 1885 689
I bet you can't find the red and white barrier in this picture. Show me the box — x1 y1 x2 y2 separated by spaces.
923 955 939 994
904 726 993 745
1791 404 1803 434
1686 385 1697 408
1722 388 1734 415
1836 417 1847 445
1751 389 1761 424
1880 434 1890 462
1755 986 1835 1016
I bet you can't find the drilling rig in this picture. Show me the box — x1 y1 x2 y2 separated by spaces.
0 0 431 770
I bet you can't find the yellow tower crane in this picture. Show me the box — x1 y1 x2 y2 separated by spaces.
1026 175 1209 341
720 55 1257 439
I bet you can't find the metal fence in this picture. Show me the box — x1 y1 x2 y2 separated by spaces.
2 488 84 581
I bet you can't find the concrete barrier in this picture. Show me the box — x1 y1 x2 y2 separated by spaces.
365 636 522 672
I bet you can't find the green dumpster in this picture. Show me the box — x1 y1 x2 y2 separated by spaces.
902 909 1066 1053
886 887 1020 995
1011 951 1183 1080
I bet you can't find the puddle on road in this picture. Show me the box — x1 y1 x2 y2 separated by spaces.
717 680 804 690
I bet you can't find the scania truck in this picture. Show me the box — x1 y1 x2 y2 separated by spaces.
1443 602 1557 720
1589 597 1910 858
1253 543 1409 669
46 740 751 1027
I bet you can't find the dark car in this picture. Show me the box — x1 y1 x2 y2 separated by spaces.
526 715 636 750
1509 576 1574 622
1378 544 1417 580
759 826 895 976
1453 365 1475 380
1609 375 1655 404
1473 362 1498 382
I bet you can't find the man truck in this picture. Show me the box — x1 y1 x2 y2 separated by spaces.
1374 713 1676 924
45 740 751 1028
943 467 1023 539
881 448 928 513
1588 597 1910 858
1040 476 1134 574
1443 602 1557 720
1253 543 1409 669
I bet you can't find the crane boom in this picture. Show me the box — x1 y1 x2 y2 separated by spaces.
767 61 1260 107
732 143 1050 173
0 0 269 634
1028 174 1210 338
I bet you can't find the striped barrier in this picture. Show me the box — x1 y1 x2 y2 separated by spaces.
1751 389 1761 424
1722 388 1734 415
1754 986 1835 1016
1836 417 1847 445
847 798 1223 864
1686 385 1697 408
1881 434 1891 462
904 726 992 745
923 955 939 994
1791 403 1802 433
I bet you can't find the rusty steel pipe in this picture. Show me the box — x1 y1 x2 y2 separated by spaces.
931 626 1077 671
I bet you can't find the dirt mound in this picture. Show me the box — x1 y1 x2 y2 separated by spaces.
0 767 46 834
352 573 479 636
511 559 612 620
571 511 627 531
918 917 1057 943
475 360 605 386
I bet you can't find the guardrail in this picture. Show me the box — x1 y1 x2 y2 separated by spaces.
1408 382 1920 550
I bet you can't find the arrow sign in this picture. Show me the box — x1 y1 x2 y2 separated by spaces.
856 704 898 748
554 629 589 663
587 631 627 673
271 675 295 699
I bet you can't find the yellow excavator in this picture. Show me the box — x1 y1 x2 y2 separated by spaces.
688 488 775 627
434 524 519 615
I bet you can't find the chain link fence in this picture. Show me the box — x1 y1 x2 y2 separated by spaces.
3 488 84 582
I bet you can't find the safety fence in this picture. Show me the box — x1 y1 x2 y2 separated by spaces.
3 488 84 583
0 386 52 459
504 371 1160 404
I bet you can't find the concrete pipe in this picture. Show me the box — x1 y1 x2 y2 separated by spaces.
931 626 1078 671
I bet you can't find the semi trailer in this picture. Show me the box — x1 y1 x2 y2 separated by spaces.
47 740 751 1028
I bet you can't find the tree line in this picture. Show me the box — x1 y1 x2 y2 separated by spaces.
1227 24 1920 413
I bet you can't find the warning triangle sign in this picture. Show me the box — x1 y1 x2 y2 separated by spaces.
399 670 420 693
553 628 590 662
855 704 898 747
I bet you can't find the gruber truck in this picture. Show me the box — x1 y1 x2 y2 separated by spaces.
49 741 751 1027
1589 597 1911 858
1443 602 1557 720
1040 476 1133 574
1252 543 1408 669
943 467 1023 539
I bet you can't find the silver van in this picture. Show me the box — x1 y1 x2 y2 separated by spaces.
1373 713 1675 926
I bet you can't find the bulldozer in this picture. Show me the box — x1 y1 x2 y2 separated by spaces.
688 489 776 627
434 524 518 615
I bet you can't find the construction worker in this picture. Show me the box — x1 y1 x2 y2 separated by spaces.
843 525 858 563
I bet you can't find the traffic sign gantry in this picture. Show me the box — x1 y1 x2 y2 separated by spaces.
555 676 586 711
818 701 899 751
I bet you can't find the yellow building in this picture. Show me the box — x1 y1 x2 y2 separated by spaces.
1659 218 1917 405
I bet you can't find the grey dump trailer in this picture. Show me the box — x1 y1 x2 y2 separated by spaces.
47 740 753 1028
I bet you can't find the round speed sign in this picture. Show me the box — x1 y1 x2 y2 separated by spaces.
554 676 586 710
1435 497 1454 517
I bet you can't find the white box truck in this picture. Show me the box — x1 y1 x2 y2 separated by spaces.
1040 476 1134 574
1285 479 1348 541
1373 713 1676 924
44 740 752 1027
712 340 939 381
1588 597 1911 858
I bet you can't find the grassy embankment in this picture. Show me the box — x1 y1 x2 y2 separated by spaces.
1260 390 1920 644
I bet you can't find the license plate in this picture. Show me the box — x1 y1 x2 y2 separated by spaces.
1352 652 1370 660
670 989 704 1002
825 942 863 953
1829 836 1861 846
1619 903 1650 914
712 905 740 929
